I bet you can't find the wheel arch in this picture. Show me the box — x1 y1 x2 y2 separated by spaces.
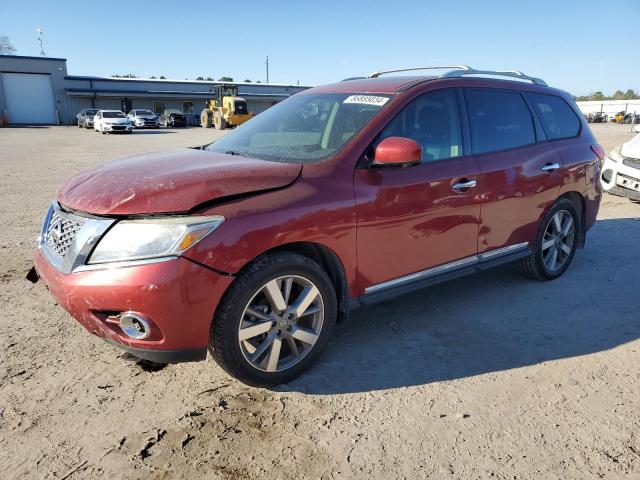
558 191 587 248
234 241 351 323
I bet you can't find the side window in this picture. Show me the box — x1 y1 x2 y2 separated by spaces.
378 89 463 162
466 89 536 155
527 93 580 140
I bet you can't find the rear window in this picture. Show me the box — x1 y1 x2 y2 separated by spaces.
466 90 536 155
527 93 580 140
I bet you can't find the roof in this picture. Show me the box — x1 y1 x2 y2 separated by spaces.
312 76 428 94
66 74 312 89
0 54 67 62
309 74 558 96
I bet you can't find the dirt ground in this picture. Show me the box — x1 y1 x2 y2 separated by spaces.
0 123 639 479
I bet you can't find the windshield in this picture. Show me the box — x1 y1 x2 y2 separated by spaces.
103 111 125 118
166 110 183 115
206 92 392 163
85 110 98 115
137 110 154 115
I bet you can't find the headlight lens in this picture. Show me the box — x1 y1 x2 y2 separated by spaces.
607 147 623 163
87 216 224 264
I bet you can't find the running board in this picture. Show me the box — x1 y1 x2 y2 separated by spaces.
358 242 530 306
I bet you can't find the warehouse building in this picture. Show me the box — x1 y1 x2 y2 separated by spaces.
0 54 310 125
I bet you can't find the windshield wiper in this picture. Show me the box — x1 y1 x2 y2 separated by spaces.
225 150 246 157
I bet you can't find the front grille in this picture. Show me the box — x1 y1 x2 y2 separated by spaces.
45 210 83 257
112 125 126 130
622 157 640 170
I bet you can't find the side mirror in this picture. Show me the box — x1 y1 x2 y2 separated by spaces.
373 136 422 167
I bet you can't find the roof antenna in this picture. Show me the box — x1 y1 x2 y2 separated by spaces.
36 27 46 57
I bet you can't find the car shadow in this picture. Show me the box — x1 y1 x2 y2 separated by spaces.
279 217 640 394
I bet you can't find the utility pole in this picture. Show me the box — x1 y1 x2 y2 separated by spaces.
36 27 46 57
266 55 269 84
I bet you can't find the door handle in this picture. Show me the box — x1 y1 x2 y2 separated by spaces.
541 162 560 173
452 179 477 191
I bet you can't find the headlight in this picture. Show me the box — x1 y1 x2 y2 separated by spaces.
87 216 224 264
607 147 623 163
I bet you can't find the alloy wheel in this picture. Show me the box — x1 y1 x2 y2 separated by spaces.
238 275 324 373
541 210 575 272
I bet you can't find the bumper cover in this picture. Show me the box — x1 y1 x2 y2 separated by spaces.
33 250 234 361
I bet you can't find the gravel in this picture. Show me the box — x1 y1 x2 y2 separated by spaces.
0 123 638 479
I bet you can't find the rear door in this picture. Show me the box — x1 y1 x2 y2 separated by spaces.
465 88 563 253
354 89 481 294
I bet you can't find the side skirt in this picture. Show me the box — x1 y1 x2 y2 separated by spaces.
355 243 531 308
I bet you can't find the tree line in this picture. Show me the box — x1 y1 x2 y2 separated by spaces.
574 90 639 102
110 74 259 83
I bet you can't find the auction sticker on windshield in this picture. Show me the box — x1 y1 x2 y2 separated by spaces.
343 95 389 106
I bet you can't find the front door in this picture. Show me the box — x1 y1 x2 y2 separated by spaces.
354 89 481 295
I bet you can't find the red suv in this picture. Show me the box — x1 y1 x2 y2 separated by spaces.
32 66 603 386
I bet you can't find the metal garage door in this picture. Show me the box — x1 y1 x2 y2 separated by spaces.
2 73 56 124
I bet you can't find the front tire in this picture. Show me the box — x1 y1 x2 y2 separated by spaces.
519 198 580 280
209 252 337 386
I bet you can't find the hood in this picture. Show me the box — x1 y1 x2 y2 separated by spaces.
621 133 640 160
57 149 302 215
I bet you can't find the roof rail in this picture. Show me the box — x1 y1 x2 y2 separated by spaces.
442 68 547 86
341 76 367 82
369 65 472 78
368 65 547 86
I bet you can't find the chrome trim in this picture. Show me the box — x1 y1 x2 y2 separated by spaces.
365 255 477 294
73 256 177 273
364 242 530 295
38 202 115 275
541 163 560 173
452 180 477 190
119 312 151 340
478 242 529 260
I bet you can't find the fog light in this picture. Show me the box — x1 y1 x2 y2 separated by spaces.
119 312 151 340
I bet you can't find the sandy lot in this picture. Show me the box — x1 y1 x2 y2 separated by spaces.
0 123 639 479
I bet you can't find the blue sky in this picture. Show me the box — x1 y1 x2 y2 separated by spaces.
1 0 638 95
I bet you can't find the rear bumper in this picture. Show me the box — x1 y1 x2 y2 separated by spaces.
33 250 234 361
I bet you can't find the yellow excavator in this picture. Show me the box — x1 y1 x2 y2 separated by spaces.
200 84 253 129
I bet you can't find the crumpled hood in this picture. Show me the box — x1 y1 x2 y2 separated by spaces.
621 133 640 160
57 148 302 215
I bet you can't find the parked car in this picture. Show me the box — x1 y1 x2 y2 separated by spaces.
127 109 159 128
160 109 187 128
601 133 640 200
93 110 133 134
76 108 99 129
31 66 603 386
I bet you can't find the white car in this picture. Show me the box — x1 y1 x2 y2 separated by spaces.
93 110 133 134
127 109 160 128
601 133 640 200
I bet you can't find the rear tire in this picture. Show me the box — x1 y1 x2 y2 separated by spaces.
519 198 580 280
209 252 337 386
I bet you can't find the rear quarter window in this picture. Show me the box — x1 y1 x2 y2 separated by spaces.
466 89 536 155
527 92 581 140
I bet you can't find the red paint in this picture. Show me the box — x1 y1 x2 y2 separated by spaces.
34 250 233 350
38 75 601 359
373 136 422 166
57 149 301 215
